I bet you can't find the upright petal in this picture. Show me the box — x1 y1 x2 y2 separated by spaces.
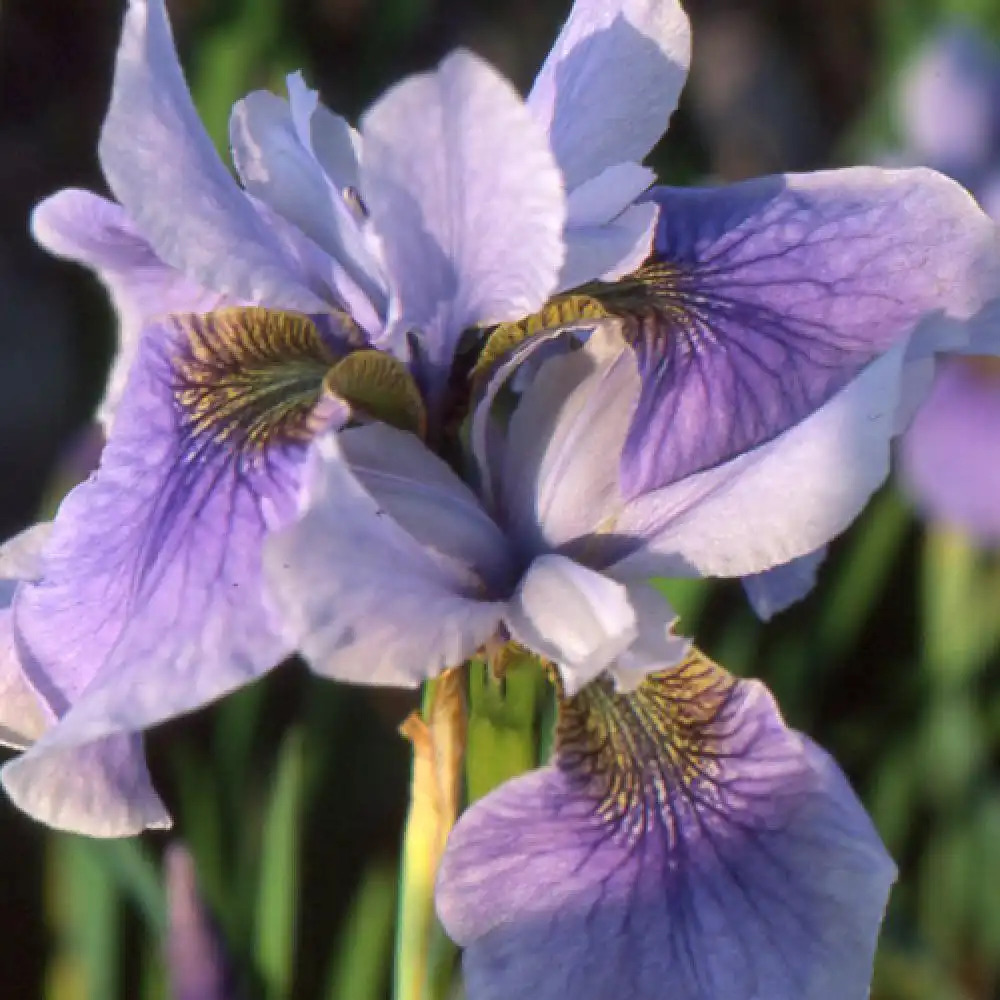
361 50 565 373
98 0 323 311
230 90 386 319
266 425 511 687
900 358 1000 539
32 190 224 427
500 325 638 558
620 168 1000 498
438 655 895 1000
284 71 362 193
1 310 334 832
528 0 691 192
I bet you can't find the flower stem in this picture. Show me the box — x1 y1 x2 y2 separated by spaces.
393 672 465 1000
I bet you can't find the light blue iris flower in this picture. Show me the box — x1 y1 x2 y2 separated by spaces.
0 0 680 834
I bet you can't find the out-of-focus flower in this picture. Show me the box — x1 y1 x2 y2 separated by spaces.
436 652 896 1000
165 844 238 1000
892 26 1000 540
1 0 673 836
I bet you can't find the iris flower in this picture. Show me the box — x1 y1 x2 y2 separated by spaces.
892 26 1000 541
259 6 1000 997
0 0 673 834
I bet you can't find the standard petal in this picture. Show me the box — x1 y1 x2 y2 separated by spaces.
266 427 509 687
611 345 908 579
437 657 895 1000
742 548 827 621
230 90 386 317
32 189 224 427
285 71 362 192
7 317 302 815
499 325 637 559
98 0 323 311
504 554 637 695
528 0 691 191
900 358 1000 540
621 168 1000 497
361 49 565 372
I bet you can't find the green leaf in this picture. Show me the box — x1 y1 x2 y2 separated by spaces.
255 729 307 1000
324 861 398 1000
45 835 121 1000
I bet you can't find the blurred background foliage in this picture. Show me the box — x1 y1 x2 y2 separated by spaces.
2 0 1000 997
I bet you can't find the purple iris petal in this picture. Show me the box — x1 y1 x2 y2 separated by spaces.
528 0 690 195
230 87 386 323
742 547 827 621
621 168 997 498
266 424 513 687
31 189 225 427
0 527 167 835
900 358 1000 539
437 656 895 1000
360 49 566 382
2 310 341 834
99 0 324 312
0 526 52 749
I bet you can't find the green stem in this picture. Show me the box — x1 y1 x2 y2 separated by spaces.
394 682 439 1000
465 655 549 803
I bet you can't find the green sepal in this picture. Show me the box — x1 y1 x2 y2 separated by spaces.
324 349 428 436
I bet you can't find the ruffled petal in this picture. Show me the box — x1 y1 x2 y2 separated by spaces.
285 71 362 192
266 425 510 686
438 656 895 1000
361 49 565 375
611 346 909 579
31 189 223 427
528 0 691 192
1 312 323 832
98 0 323 311
230 89 386 318
900 358 1000 540
2 735 170 836
0 529 168 835
622 168 1000 497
